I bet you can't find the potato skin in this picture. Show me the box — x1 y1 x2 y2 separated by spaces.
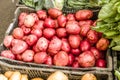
48 8 62 19
53 51 69 66
4 71 14 78
68 35 82 48
31 78 44 80
75 10 93 21
48 36 62 56
96 38 109 51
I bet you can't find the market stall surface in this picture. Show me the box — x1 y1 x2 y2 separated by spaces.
0 0 18 43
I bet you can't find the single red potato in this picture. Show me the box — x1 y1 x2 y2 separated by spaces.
11 40 28 54
61 38 71 53
66 21 80 34
3 35 14 48
34 52 47 64
48 36 62 56
25 34 38 46
43 28 55 39
21 25 31 35
87 30 99 44
80 24 91 37
75 10 93 21
48 8 62 19
68 35 82 48
53 51 69 66
36 37 48 51
71 48 81 56
96 38 109 51
24 14 35 27
78 51 95 68
68 53 75 66
1 50 15 60
57 15 67 27
56 28 67 38
80 40 91 52
22 50 34 62
12 28 24 39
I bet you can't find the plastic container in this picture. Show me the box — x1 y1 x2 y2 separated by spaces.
0 7 113 72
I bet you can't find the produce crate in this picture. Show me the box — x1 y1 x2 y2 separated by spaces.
0 60 113 80
0 7 113 72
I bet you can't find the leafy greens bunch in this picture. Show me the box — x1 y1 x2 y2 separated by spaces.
20 0 64 10
93 0 120 51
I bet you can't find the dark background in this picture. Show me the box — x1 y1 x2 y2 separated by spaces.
0 0 18 43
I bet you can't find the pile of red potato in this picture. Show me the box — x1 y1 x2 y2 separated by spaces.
1 8 109 68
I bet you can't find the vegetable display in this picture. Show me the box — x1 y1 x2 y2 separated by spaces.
1 8 109 68
92 0 120 51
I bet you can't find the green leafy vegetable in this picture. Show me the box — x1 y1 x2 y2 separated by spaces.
93 0 120 51
115 70 120 80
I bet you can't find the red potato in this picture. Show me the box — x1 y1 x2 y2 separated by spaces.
78 20 93 27
66 14 75 21
71 48 81 56
33 20 44 30
11 40 28 54
66 21 80 34
90 47 101 60
16 54 22 61
44 18 55 28
68 53 75 66
32 44 40 53
43 28 55 39
87 30 99 44
24 14 35 27
53 51 69 66
80 40 91 52
18 12 27 27
37 10 47 20
78 51 95 68
45 55 53 65
30 13 39 22
48 8 62 19
61 38 71 53
12 28 24 39
57 15 67 27
25 34 38 46
21 50 34 62
3 35 14 48
21 25 31 35
48 36 62 56
95 59 106 68
31 29 42 38
96 38 109 51
72 61 80 68
36 37 48 51
80 24 91 37
34 52 47 64
56 28 67 38
1 50 15 60
75 10 93 21
68 35 82 48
